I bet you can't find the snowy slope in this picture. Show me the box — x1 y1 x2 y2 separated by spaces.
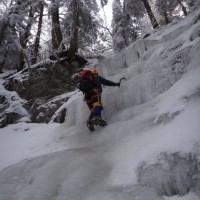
0 10 200 200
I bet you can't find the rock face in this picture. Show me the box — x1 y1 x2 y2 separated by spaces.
5 60 77 99
28 95 70 123
1 54 87 125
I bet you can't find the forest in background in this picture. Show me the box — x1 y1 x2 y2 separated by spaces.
0 0 199 74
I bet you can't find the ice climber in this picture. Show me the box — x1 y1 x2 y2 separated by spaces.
78 68 120 131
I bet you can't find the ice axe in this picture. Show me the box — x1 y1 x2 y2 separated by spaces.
118 77 126 86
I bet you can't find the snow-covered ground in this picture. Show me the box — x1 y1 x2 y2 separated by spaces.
1 10 200 200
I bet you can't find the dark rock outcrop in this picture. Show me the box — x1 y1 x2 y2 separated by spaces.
4 59 81 100
1 54 87 124
0 112 22 128
28 94 70 123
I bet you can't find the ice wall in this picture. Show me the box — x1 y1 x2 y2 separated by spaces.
137 153 200 197
65 10 200 127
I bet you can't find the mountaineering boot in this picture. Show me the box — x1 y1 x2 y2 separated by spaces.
91 116 107 127
87 120 95 132
97 117 107 127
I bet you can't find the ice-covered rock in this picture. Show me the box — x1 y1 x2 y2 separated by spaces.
137 152 200 196
0 72 30 127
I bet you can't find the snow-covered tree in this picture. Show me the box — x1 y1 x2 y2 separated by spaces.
112 0 137 52
155 0 189 25
49 0 64 51
187 0 200 10
177 0 188 16
142 0 159 28
124 0 159 29
125 0 146 19
0 0 23 72
17 4 34 71
112 0 125 52
0 0 50 71
68 0 79 58
62 0 100 57
15 0 49 70
100 0 108 7
155 0 177 24
31 1 44 65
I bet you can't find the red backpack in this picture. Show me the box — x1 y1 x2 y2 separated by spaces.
79 70 96 93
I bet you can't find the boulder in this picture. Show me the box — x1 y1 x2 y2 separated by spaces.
28 94 70 123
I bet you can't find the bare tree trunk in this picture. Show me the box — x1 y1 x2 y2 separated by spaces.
68 0 79 58
17 5 34 71
51 0 64 51
21 6 33 47
142 0 159 29
9 0 14 7
31 2 44 65
0 51 6 73
177 0 188 16
0 20 8 46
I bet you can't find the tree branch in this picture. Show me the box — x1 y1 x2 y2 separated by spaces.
97 22 113 38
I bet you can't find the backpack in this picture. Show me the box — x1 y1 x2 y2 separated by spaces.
79 70 97 93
